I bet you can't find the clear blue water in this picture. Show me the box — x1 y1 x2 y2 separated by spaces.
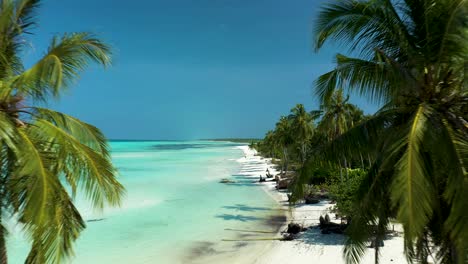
7 141 281 263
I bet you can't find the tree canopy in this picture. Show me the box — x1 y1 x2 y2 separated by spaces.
0 1 124 263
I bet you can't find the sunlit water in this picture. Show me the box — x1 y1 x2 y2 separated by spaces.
7 141 282 263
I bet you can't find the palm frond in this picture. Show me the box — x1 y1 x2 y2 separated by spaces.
14 0 40 35
391 105 435 239
12 32 112 100
11 128 57 226
322 109 397 164
316 53 415 104
314 0 413 60
24 184 85 264
28 119 124 208
32 107 110 157
0 0 24 77
316 69 339 104
435 118 468 262
343 156 387 264
0 111 17 147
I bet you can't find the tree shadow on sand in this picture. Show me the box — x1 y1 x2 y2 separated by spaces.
222 204 271 212
297 227 346 246
296 226 401 247
239 169 266 173
182 241 224 262
225 181 259 187
215 214 264 222
231 174 255 177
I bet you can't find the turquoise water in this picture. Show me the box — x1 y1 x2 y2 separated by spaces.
7 141 281 263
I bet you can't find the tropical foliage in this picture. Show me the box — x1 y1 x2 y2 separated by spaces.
328 168 366 219
312 0 467 263
255 0 467 263
317 89 358 140
274 116 294 173
0 0 124 263
255 104 321 172
289 104 314 164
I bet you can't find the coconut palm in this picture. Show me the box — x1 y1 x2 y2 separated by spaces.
316 89 361 180
288 104 314 165
0 1 124 263
313 0 467 263
274 116 293 173
317 89 357 140
262 130 278 158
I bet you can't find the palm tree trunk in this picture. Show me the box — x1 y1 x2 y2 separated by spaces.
0 144 7 264
300 142 307 165
450 243 459 264
283 147 288 173
339 165 343 184
374 243 379 264
0 221 6 264
344 156 349 179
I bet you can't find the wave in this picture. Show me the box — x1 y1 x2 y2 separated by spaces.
78 198 162 219
112 153 151 158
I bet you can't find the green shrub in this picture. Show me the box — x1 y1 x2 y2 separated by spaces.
328 168 367 218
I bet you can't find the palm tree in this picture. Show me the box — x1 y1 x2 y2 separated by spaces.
317 89 357 140
262 130 277 158
317 89 359 180
0 1 124 263
288 104 314 165
274 116 293 173
312 0 467 263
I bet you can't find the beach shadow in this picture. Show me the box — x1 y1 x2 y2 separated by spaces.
240 169 265 172
231 174 255 177
298 227 401 248
215 214 264 222
292 202 334 210
225 181 259 187
298 227 346 246
86 218 106 223
264 214 287 226
222 204 271 212
241 167 266 170
237 233 261 239
182 241 223 262
261 214 288 232
233 242 249 248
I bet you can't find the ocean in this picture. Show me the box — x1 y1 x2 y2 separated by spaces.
7 141 282 263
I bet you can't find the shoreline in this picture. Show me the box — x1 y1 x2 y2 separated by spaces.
185 145 286 264
236 146 408 264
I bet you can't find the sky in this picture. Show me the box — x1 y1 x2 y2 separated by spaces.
24 0 379 140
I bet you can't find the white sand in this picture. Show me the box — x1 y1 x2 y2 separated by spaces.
236 146 408 264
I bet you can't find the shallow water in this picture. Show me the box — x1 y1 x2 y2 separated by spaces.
7 141 281 263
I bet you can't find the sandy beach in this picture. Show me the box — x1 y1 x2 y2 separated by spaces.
235 145 408 264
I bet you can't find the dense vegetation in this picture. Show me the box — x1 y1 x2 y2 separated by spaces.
203 138 262 144
0 1 124 263
254 0 467 263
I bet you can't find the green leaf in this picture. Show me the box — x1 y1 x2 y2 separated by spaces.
28 119 124 208
391 105 435 239
32 107 110 157
12 32 112 100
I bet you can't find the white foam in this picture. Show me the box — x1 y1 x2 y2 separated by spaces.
112 153 150 158
78 197 162 219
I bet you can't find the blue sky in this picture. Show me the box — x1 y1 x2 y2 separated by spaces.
25 0 378 140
